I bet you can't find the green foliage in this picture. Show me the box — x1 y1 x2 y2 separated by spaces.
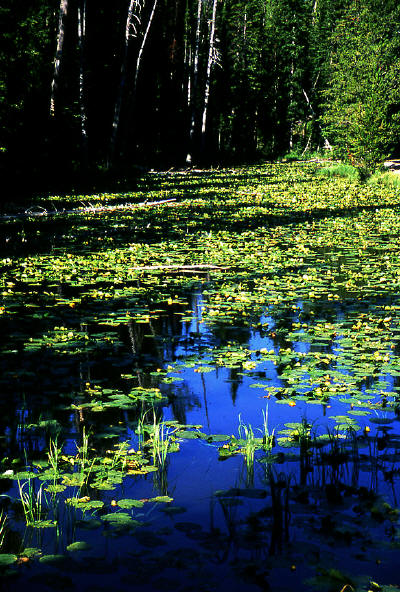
317 163 360 181
368 171 400 189
322 1 400 173
0 1 54 170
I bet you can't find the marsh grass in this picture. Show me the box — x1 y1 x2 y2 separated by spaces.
368 171 400 189
136 411 148 452
261 407 275 452
17 477 46 527
150 416 174 468
314 427 360 486
136 411 175 469
110 440 130 471
238 415 257 466
317 163 360 182
47 438 62 487
238 415 258 486
76 428 95 488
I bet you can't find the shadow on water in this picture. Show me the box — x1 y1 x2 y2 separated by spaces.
2 160 400 258
2 197 400 259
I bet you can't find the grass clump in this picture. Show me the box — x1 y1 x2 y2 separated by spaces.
17 477 48 527
367 171 400 189
317 163 360 182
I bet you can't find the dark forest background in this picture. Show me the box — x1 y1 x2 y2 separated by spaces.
1 0 400 197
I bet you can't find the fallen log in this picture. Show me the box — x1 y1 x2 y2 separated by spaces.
131 264 227 271
0 198 177 221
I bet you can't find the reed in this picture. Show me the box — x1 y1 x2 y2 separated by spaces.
151 415 172 468
17 477 45 526
261 407 275 452
0 511 7 548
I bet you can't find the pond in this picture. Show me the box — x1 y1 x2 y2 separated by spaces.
1 163 400 591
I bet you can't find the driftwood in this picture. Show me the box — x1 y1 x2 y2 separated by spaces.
0 198 177 221
131 264 227 272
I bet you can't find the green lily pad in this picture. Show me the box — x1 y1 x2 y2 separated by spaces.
0 555 17 567
66 541 92 552
117 499 145 509
149 496 173 503
369 417 394 425
76 519 102 530
20 548 41 558
39 554 67 565
206 434 230 442
65 499 104 510
102 512 143 528
177 430 206 439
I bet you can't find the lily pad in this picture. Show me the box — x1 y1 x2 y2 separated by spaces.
0 555 17 567
117 499 145 509
39 554 67 565
66 541 92 552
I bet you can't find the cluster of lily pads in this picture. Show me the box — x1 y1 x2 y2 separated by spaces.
1 162 400 590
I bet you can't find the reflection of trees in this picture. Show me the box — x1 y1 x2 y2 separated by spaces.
228 367 242 407
210 323 252 346
163 380 201 427
0 289 207 463
197 432 400 589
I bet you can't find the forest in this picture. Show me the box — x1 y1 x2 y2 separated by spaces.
1 0 400 196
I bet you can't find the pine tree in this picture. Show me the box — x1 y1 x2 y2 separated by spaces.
322 0 400 173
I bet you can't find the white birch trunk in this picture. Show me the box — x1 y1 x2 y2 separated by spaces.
186 0 202 164
109 0 141 165
78 0 88 158
302 87 332 151
201 0 218 149
50 0 69 117
289 27 295 150
133 0 158 94
186 45 192 108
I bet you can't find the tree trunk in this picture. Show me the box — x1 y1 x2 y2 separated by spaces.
109 0 142 166
78 0 88 161
302 87 332 151
289 26 295 151
133 0 159 95
50 0 69 117
186 0 202 164
183 0 191 109
201 0 218 153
